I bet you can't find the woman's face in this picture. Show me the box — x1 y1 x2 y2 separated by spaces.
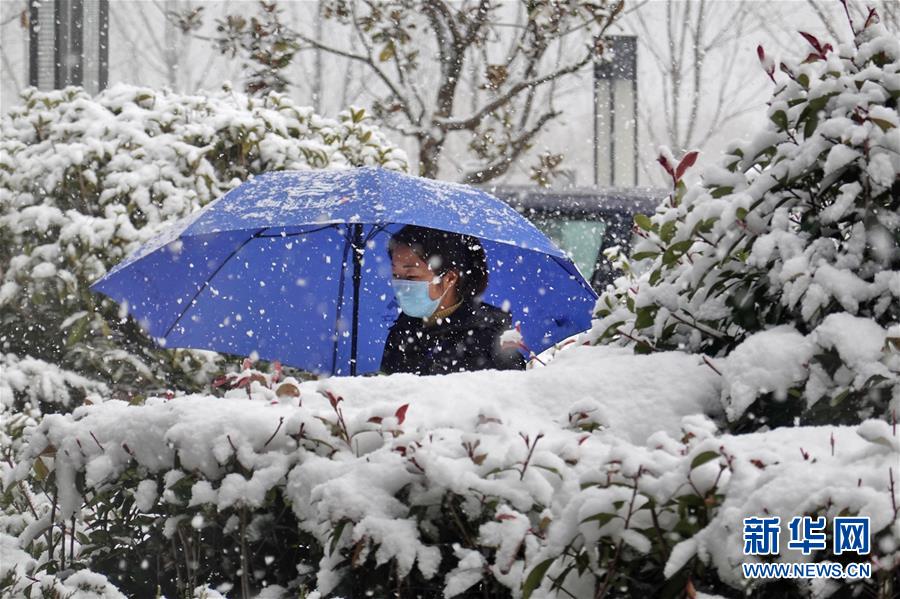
391 243 455 301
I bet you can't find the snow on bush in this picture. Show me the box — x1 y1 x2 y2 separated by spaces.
0 84 408 407
2 347 897 598
591 15 899 429
0 352 110 490
1 352 109 412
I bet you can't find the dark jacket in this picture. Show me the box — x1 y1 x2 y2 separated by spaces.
380 301 527 375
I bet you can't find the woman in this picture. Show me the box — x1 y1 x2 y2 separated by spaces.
380 225 526 375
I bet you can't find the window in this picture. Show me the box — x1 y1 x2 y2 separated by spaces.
530 217 608 279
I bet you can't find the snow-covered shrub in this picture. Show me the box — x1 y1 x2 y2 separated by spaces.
3 348 897 598
592 16 899 428
0 84 408 407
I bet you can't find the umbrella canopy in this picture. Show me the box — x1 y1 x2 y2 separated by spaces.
91 167 598 375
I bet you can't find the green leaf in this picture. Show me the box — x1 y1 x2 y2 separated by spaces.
523 558 555 599
580 512 617 526
674 179 687 206
33 457 49 481
634 307 656 330
690 451 719 470
710 186 733 199
870 117 896 132
631 251 658 261
634 213 653 231
797 93 835 138
829 388 850 407
662 240 693 266
659 220 677 244
694 217 716 234
769 109 789 131
803 111 819 139
66 315 89 348
330 519 349 554
736 207 748 220
133 93 154 106
634 340 654 354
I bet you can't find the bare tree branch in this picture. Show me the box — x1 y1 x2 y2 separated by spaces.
295 32 417 125
0 44 21 96
463 109 560 183
200 0 621 182
805 0 844 41
436 50 591 131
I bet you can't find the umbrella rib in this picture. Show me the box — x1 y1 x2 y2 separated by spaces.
162 228 268 339
330 225 354 375
255 225 337 238
364 223 390 243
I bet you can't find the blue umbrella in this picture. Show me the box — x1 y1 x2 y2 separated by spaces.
90 167 597 376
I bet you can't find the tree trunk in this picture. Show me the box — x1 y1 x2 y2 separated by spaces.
418 134 444 179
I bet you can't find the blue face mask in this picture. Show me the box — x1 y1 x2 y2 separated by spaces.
392 278 444 319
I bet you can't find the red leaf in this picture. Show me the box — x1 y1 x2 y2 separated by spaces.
211 375 230 388
802 52 823 64
757 45 776 82
674 151 699 181
496 513 517 521
750 459 766 469
864 7 878 29
395 403 409 425
235 377 250 388
241 357 253 371
799 31 822 53
656 154 674 177
368 416 383 424
686 578 697 599
324 390 342 408
273 360 282 383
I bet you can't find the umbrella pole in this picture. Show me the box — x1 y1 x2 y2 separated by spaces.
349 223 363 376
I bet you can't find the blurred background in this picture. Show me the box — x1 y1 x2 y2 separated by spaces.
4 0 897 188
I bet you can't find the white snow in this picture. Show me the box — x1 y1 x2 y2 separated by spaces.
720 326 814 420
4 342 895 597
814 313 886 369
